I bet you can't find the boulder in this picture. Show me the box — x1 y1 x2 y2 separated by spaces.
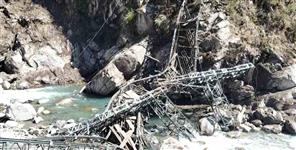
282 120 296 135
254 63 296 92
226 80 255 105
262 125 282 134
252 108 283 125
251 119 262 127
262 110 283 125
4 121 19 128
199 117 215 136
84 63 125 95
2 81 10 90
265 97 285 111
6 103 37 121
84 38 148 96
3 51 23 74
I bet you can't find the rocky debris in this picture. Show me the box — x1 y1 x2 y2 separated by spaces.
199 117 215 136
254 64 296 92
28 127 43 136
282 120 296 135
84 39 148 95
252 108 284 125
262 125 282 134
0 128 29 138
6 103 37 121
46 119 77 135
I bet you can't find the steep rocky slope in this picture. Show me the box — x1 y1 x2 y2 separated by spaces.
0 0 82 89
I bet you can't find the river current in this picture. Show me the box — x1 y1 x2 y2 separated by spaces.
1 85 295 150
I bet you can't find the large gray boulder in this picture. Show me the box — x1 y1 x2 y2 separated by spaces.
84 38 148 96
254 63 296 92
6 103 37 121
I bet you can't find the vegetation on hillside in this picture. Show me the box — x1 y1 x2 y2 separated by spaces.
225 0 296 66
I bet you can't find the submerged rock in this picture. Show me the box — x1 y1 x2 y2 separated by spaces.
42 110 51 115
56 98 73 106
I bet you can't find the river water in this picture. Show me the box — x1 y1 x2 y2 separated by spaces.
1 85 296 150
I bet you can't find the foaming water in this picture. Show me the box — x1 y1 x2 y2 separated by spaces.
161 132 296 150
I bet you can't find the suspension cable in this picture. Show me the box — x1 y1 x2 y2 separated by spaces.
77 0 120 59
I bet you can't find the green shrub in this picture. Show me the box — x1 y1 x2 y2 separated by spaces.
123 8 135 25
154 14 170 34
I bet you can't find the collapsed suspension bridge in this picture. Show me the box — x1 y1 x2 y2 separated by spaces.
0 0 254 149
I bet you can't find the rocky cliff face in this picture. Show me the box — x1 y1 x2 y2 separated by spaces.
0 0 82 90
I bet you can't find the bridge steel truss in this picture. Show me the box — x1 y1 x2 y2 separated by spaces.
0 0 254 149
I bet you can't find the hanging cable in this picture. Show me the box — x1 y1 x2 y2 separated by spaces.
77 0 120 59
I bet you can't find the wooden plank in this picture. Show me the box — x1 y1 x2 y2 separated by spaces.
126 120 135 131
114 124 137 150
136 112 144 150
119 130 133 149
109 126 122 144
